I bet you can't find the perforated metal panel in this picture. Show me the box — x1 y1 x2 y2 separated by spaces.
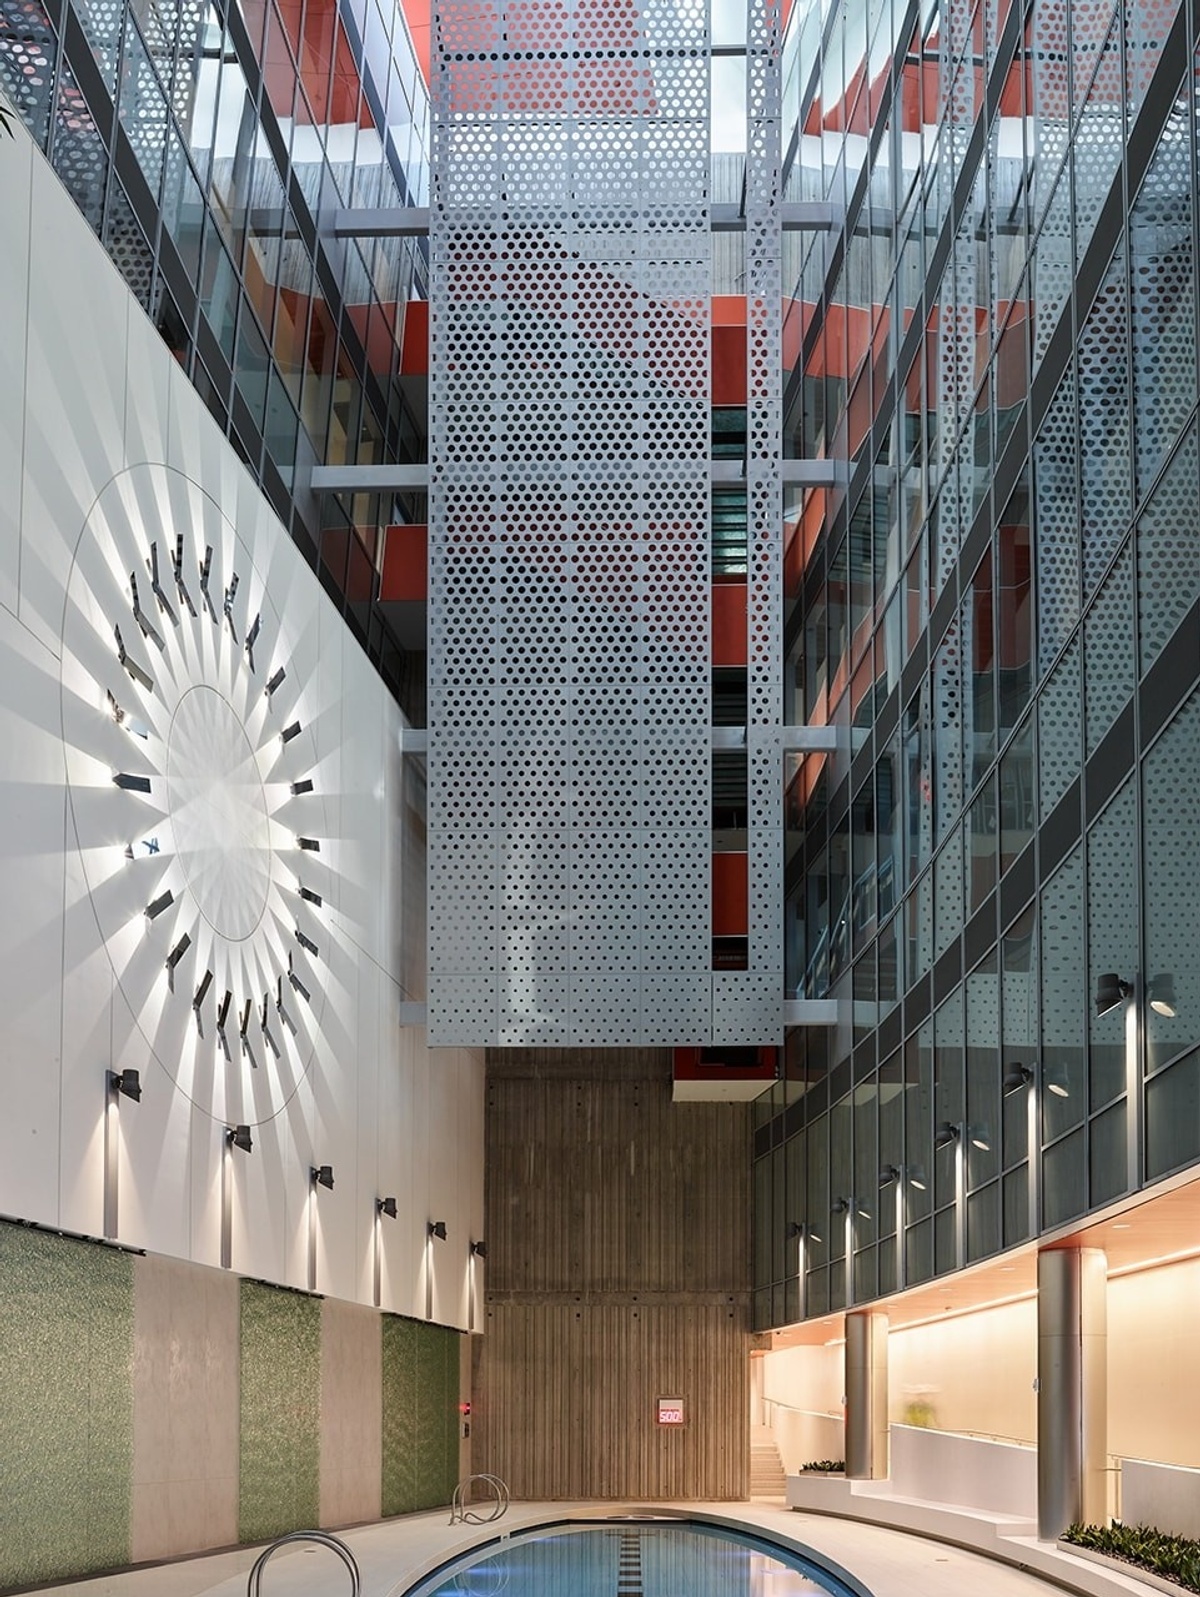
427 0 713 1047
745 0 785 1026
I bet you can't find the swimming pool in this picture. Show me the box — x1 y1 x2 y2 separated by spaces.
403 1521 865 1597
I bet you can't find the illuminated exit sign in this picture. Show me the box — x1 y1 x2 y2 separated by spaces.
657 1397 685 1426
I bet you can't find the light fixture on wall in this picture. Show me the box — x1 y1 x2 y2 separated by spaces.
854 1198 871 1220
307 1165 334 1292
220 1126 253 1269
968 1125 992 1153
878 1164 901 1187
424 1220 447 1322
103 1069 141 1239
1095 972 1132 1016
107 1068 142 1103
934 1121 961 1150
787 1219 821 1244
469 1240 487 1332
1044 1064 1071 1099
830 1197 850 1215
907 1165 928 1191
144 889 174 922
165 933 192 990
1149 974 1178 1017
373 1197 398 1308
1002 1063 1033 1095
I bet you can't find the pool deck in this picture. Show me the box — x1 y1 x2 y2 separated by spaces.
20 1501 1156 1597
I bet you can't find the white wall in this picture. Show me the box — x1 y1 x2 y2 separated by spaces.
760 1342 846 1470
0 121 483 1327
888 1300 1037 1444
1110 1259 1200 1470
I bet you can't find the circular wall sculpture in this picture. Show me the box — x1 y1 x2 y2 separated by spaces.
60 465 330 1126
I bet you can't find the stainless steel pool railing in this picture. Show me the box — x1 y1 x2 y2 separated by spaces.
246 1529 362 1596
448 1472 510 1525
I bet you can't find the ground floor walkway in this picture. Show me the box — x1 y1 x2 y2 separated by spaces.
25 1501 1154 1597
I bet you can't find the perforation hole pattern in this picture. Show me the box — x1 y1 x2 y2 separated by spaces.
427 0 720 1047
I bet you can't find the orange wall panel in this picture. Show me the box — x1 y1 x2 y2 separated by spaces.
400 0 431 84
401 299 429 375
380 523 428 601
712 582 747 667
712 322 747 405
712 853 749 938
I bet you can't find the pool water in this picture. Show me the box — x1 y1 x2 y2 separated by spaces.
412 1523 859 1597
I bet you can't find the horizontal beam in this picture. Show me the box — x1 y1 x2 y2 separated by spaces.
328 202 842 239
782 725 839 753
314 460 848 494
783 999 839 1026
332 207 430 237
781 459 850 489
310 463 429 493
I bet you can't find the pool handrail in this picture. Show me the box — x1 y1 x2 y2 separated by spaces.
449 1472 510 1525
245 1529 362 1596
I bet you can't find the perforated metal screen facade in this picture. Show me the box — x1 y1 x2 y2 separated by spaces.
428 0 715 1046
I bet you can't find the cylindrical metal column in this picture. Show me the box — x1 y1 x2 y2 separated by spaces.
1037 1247 1108 1538
845 1310 889 1479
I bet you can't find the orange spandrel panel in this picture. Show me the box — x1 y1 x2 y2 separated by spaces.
399 0 430 84
712 582 748 667
381 525 428 602
712 853 749 938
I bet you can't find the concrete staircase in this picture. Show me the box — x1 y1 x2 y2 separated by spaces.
749 1427 787 1499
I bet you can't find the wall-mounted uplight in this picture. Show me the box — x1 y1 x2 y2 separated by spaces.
878 1164 901 1187
307 1166 334 1291
373 1197 398 1307
934 1121 961 1150
1149 974 1178 1017
471 1239 488 1258
428 1219 448 1240
104 1069 141 1239
144 889 174 922
969 1125 992 1153
1095 972 1132 1017
1002 1063 1033 1095
165 933 192 988
830 1197 850 1216
907 1165 928 1191
220 1126 252 1268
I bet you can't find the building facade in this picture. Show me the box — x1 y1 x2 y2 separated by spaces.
6 0 1200 1575
756 0 1200 1321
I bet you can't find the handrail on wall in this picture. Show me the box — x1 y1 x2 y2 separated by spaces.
246 1530 362 1596
449 1473 510 1525
762 1398 844 1420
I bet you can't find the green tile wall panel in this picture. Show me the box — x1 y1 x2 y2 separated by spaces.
238 1281 321 1542
0 1222 134 1588
381 1316 460 1514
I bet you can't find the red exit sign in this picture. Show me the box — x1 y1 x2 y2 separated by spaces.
657 1397 685 1426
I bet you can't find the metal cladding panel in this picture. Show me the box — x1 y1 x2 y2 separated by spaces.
428 0 712 1047
745 0 785 1024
